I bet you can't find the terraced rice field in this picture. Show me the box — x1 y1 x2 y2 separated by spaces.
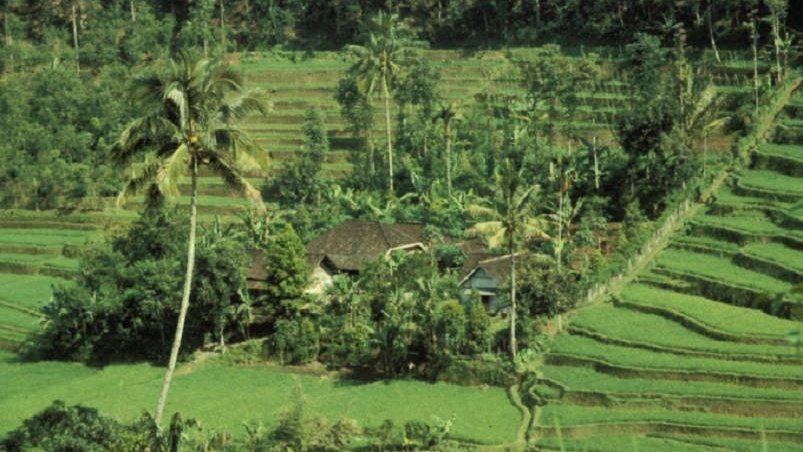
531 89 803 450
232 48 750 181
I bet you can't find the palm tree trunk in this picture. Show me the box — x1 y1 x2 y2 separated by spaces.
750 18 759 116
707 3 720 63
3 8 12 73
219 0 226 51
130 0 136 21
593 137 600 191
557 189 563 271
154 157 199 426
383 76 394 193
771 14 782 82
509 246 517 360
445 121 452 196
71 2 80 71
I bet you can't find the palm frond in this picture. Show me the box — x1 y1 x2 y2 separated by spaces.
154 143 189 196
466 203 501 221
116 158 161 207
465 221 504 239
206 154 264 208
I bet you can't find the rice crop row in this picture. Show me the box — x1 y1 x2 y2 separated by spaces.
569 303 799 359
549 334 803 380
619 284 798 340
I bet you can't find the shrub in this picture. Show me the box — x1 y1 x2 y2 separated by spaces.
435 354 516 387
269 317 320 365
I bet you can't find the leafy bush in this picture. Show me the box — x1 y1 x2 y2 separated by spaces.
29 207 250 363
435 354 516 387
269 318 320 365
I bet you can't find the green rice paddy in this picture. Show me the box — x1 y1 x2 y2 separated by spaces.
0 352 519 445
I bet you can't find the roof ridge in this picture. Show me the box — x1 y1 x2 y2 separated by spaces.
478 252 524 264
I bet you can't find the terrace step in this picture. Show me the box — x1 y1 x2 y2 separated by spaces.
753 143 803 177
667 237 738 257
566 325 802 365
649 266 797 318
732 243 803 284
613 300 788 346
567 304 800 363
551 388 803 418
618 284 800 342
733 170 803 203
0 261 76 279
0 244 63 256
687 215 803 250
546 342 803 389
707 189 797 223
538 365 803 409
537 433 800 452
534 406 803 445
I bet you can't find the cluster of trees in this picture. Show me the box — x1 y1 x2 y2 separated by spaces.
28 207 253 363
3 1 796 54
3 400 457 451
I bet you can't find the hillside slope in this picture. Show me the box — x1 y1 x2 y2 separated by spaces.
531 88 803 451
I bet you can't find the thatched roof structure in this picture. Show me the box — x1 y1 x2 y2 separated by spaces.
305 220 426 273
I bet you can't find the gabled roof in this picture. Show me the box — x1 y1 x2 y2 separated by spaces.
459 253 518 287
305 220 426 272
459 252 552 287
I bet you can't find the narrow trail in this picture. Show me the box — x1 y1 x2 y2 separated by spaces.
509 383 531 447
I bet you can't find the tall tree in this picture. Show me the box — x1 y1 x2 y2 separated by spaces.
465 158 548 359
112 51 267 426
346 11 414 194
765 0 788 82
432 102 462 196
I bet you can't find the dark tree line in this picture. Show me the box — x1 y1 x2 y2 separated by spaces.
1 1 798 54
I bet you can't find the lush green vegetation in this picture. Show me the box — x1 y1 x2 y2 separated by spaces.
2 0 802 449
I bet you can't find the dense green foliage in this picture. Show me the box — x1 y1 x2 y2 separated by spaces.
29 207 250 363
1 0 801 448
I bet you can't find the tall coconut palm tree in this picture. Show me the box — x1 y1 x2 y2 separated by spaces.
433 102 462 196
112 51 268 426
346 11 413 194
465 158 548 359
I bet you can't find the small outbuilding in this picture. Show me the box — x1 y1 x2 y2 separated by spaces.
458 253 517 312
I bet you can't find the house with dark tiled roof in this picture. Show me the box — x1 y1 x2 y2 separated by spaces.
458 251 551 312
304 220 427 294
458 253 517 312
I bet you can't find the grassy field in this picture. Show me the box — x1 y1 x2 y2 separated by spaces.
0 352 519 445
